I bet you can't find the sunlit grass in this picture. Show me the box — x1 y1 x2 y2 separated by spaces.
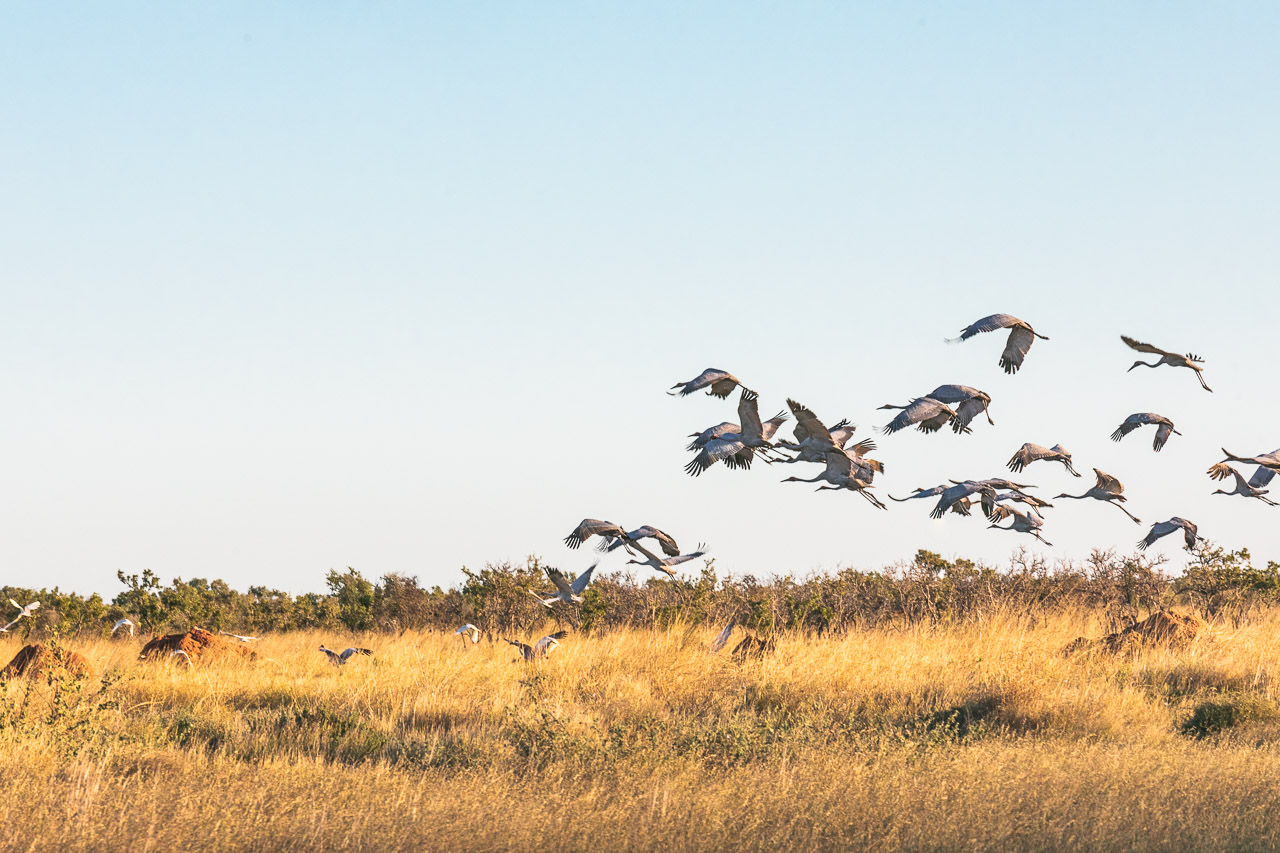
4 608 1280 851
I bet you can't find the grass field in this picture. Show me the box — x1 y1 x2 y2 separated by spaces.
4 609 1280 852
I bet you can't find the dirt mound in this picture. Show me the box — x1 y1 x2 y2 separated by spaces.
1 644 95 679
1065 609 1206 656
138 627 256 663
731 634 776 661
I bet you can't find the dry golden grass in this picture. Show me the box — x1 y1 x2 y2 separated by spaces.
4 608 1280 851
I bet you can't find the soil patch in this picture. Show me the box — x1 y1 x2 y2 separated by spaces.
1065 609 1206 656
1 644 95 679
138 627 257 663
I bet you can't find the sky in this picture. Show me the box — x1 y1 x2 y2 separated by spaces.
2 3 1278 595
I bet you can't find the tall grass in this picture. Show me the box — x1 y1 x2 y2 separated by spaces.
4 607 1280 851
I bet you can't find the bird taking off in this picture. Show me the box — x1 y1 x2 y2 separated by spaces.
111 618 135 637
626 540 708 578
319 646 373 666
1110 413 1181 452
506 631 567 662
1121 336 1211 392
684 390 787 476
455 624 482 645
987 504 1052 546
668 368 749 399
529 564 597 607
563 519 634 554
1138 518 1202 551
0 600 40 633
947 314 1049 374
1007 443 1080 477
1206 463 1278 505
602 525 680 556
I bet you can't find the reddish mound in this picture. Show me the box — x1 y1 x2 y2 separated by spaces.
1 644 95 679
1065 609 1206 656
138 627 257 663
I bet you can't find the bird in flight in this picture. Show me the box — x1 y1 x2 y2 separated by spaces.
0 600 40 633
668 368 750 399
1138 517 1202 551
1055 469 1141 524
1110 413 1181 452
111 618 136 637
947 314 1049 374
1206 463 1277 506
506 631 568 661
1121 336 1211 392
1007 443 1080 477
529 564 597 607
625 540 708 578
455 624 482 645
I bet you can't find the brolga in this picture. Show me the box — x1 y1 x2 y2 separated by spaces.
890 481 998 519
1206 463 1278 506
685 389 788 476
626 540 708 578
455 624 482 645
111 618 135 637
506 631 567 662
775 399 856 463
782 450 887 509
947 314 1049 374
925 385 995 432
1111 413 1181 452
686 410 789 472
0 600 40 633
1218 448 1280 475
563 519 635 553
1122 336 1211 392
1007 443 1081 477
992 490 1054 513
602 525 680 556
988 504 1052 546
319 646 373 667
668 368 750 399
1055 469 1141 524
1138 518 1203 551
878 397 962 435
529 564 597 607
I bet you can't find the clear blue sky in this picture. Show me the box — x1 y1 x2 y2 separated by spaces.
3 3 1277 594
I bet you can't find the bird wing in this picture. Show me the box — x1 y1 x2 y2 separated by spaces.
687 422 739 451
1249 466 1276 489
953 398 988 432
927 385 980 404
616 526 680 557
570 563 597 596
1094 469 1124 494
1180 520 1199 549
882 398 952 434
1007 443 1039 473
824 450 855 477
340 648 372 661
663 551 705 568
1121 336 1175 358
672 368 734 397
999 325 1036 374
505 639 532 658
710 622 735 653
786 399 830 447
546 568 575 597
737 389 765 441
1153 423 1175 452
684 437 747 476
564 519 619 549
953 314 1022 341
1137 521 1177 550
533 631 568 655
844 438 876 458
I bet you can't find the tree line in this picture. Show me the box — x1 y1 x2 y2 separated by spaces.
3 544 1279 642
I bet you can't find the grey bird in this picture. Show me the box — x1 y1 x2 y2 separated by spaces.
948 314 1049 374
669 368 750 399
1122 336 1211 392
891 481 998 520
563 519 635 553
685 389 788 476
709 621 736 653
529 564 597 607
506 631 568 661
319 646 373 666
1007 443 1080 477
1111 413 1182 452
603 526 680 556
783 450 887 509
988 504 1052 546
926 385 995 431
626 540 708 578
1219 448 1280 475
1206 463 1278 505
992 490 1055 512
1138 517 1202 551
1055 468 1141 524
878 397 963 435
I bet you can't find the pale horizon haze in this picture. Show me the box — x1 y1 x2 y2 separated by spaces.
3 3 1278 595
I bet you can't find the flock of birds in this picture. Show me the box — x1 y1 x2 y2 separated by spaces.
3 316 1272 663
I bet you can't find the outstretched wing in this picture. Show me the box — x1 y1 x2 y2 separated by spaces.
1094 469 1124 495
1137 521 1177 550
1153 423 1175 452
953 397 988 432
1121 336 1175 358
737 389 765 442
546 568 575 597
710 622 735 653
1000 325 1036 374
786 399 830 447
951 313 1023 341
685 437 747 476
340 648 373 662
570 564 597 596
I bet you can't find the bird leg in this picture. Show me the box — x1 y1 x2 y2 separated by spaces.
1109 501 1142 524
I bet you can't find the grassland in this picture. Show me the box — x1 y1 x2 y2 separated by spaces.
5 608 1280 852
